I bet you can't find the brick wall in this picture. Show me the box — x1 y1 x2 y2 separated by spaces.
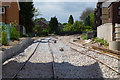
1 2 19 25
6 2 19 24
108 2 120 24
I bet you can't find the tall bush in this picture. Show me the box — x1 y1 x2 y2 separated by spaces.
49 16 58 34
70 21 84 32
68 15 74 24
10 22 20 40
1 31 8 45
0 25 8 45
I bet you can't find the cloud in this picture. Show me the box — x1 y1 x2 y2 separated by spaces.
34 2 96 23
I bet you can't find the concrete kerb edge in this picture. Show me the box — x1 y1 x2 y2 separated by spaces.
2 38 34 63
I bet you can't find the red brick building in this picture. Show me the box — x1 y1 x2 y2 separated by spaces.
95 0 120 28
36 19 49 29
0 0 20 25
94 2 103 29
108 2 120 25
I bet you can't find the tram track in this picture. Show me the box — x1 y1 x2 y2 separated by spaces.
69 42 120 61
48 39 56 80
12 39 41 80
69 42 120 75
11 38 56 80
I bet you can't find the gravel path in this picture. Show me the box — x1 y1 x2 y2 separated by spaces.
56 36 119 78
2 36 120 79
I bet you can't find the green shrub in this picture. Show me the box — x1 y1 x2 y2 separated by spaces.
94 37 109 46
81 33 87 40
1 31 8 45
0 25 8 45
83 26 92 32
10 27 20 40
22 34 29 37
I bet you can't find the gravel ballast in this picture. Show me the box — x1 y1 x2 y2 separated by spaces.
2 36 120 79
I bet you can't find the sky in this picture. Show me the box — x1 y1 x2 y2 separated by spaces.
34 2 97 23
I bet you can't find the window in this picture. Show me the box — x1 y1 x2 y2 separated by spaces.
118 6 120 16
0 7 5 14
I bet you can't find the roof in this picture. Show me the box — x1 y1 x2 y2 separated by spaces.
37 19 49 25
0 2 11 7
0 0 20 10
102 0 120 8
102 2 112 7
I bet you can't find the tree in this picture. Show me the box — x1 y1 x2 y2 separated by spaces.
39 17 47 21
84 13 95 29
89 13 95 30
62 23 67 26
63 23 72 31
49 16 58 33
19 2 35 33
80 8 94 21
34 8 41 19
70 21 84 32
68 15 74 24
84 16 90 26
34 17 47 24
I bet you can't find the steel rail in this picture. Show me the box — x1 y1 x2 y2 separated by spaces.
48 39 56 80
70 47 120 75
12 39 41 80
69 42 120 61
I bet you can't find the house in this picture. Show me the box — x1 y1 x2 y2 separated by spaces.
95 0 120 27
94 0 108 29
36 19 49 29
0 0 20 25
95 0 120 51
108 2 120 25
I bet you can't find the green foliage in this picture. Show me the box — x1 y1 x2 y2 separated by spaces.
49 16 58 34
39 17 47 21
63 21 84 32
33 25 42 35
34 8 41 19
94 37 109 46
68 15 74 24
84 16 90 26
0 25 7 31
81 33 87 40
10 22 20 40
80 8 94 21
83 26 92 32
19 2 35 33
34 17 47 23
33 25 49 36
63 23 72 31
70 21 84 32
22 34 29 37
62 23 67 26
10 27 20 40
89 13 95 29
0 25 8 45
1 31 8 45
84 13 95 31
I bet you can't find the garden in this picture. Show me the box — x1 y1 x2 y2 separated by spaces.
0 22 29 51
